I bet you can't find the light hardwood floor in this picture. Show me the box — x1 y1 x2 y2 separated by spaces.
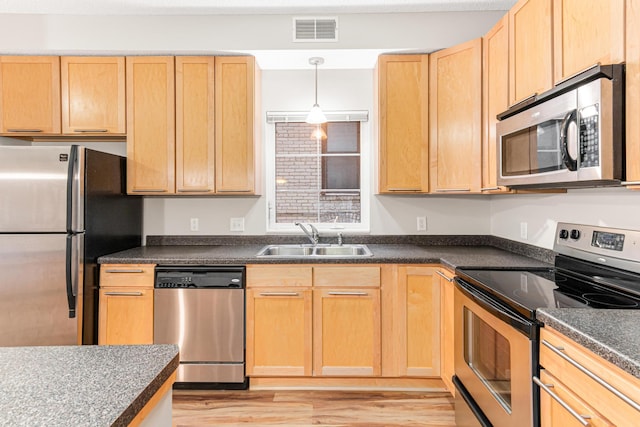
172 390 455 426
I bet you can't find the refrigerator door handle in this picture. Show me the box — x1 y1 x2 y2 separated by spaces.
65 234 83 319
66 145 84 233
65 235 76 318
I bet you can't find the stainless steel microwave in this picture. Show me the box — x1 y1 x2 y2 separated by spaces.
496 64 624 189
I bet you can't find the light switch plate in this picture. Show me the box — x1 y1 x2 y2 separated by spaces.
230 217 245 232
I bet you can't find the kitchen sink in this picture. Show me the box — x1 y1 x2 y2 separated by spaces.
256 244 373 258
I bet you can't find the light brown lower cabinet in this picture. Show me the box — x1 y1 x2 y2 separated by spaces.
98 264 155 345
538 327 640 426
247 264 446 386
313 287 381 376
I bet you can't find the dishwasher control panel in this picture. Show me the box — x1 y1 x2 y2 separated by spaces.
155 266 245 289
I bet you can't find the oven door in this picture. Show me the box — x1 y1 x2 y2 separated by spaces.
454 279 537 427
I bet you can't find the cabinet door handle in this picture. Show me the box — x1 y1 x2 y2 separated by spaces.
131 189 168 193
104 291 144 296
73 129 108 133
6 129 43 132
104 269 144 273
480 186 501 191
508 93 537 110
542 339 640 411
259 292 300 297
532 376 590 426
434 188 471 192
621 181 640 186
385 188 422 192
328 291 368 296
177 189 214 193
555 63 600 86
435 270 453 282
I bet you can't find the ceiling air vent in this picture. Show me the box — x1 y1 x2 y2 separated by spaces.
293 17 339 42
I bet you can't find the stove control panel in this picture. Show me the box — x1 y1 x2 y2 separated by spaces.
555 222 640 274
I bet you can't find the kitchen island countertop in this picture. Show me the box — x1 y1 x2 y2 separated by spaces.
537 308 640 380
0 344 179 427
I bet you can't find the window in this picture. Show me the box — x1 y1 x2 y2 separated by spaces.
267 115 369 231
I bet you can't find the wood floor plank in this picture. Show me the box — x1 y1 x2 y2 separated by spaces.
172 390 455 426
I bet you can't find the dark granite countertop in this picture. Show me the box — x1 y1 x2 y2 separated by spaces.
0 344 179 427
537 309 640 380
98 243 552 270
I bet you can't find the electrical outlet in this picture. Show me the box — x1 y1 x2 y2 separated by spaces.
417 216 427 231
520 222 528 240
230 217 245 232
190 218 199 232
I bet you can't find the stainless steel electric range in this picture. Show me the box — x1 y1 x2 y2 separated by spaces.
453 222 640 427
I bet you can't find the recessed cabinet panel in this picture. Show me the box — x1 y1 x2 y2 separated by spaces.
215 56 256 194
509 0 553 105
61 56 126 134
553 0 625 84
626 0 640 187
126 56 175 194
377 55 429 193
175 57 216 194
0 56 61 135
429 38 482 193
482 15 512 194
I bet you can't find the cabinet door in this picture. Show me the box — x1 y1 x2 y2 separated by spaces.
126 56 175 194
553 0 625 84
438 268 455 393
246 288 313 376
98 287 153 345
538 370 614 427
61 56 126 134
394 266 441 377
429 38 482 194
313 288 381 376
175 56 216 194
509 0 553 105
482 16 512 194
626 0 640 187
0 56 61 135
215 56 257 194
377 55 429 193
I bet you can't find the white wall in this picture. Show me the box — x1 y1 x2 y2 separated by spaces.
490 188 640 249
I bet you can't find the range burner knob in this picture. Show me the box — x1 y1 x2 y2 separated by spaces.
570 229 581 240
559 229 569 239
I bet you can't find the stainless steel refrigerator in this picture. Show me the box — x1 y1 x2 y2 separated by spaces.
0 145 142 346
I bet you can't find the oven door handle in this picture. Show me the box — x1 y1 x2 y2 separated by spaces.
455 278 536 338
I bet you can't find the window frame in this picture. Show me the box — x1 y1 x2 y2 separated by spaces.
265 111 370 233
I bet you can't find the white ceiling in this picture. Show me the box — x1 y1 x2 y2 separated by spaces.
0 0 516 15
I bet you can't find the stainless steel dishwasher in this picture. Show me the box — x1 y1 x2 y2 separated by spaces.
154 266 247 389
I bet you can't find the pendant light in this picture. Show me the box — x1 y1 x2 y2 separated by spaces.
305 57 327 124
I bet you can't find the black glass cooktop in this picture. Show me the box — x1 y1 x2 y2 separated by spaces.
457 257 640 320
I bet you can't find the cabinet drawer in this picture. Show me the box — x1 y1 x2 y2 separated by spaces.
246 265 313 287
539 327 640 425
100 264 155 288
313 266 381 288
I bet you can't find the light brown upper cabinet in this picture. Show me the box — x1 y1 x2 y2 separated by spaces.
626 0 640 188
175 56 216 194
429 38 482 194
376 55 430 193
61 56 126 135
509 0 553 106
0 56 61 135
482 15 512 194
215 56 260 194
553 0 625 85
126 56 176 194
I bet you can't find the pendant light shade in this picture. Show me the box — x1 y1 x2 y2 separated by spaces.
305 57 327 124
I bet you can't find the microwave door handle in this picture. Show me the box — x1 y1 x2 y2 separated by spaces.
560 110 578 171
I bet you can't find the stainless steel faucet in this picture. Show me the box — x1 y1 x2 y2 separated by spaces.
295 222 320 245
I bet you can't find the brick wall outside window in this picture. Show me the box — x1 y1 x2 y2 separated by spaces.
274 122 361 224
